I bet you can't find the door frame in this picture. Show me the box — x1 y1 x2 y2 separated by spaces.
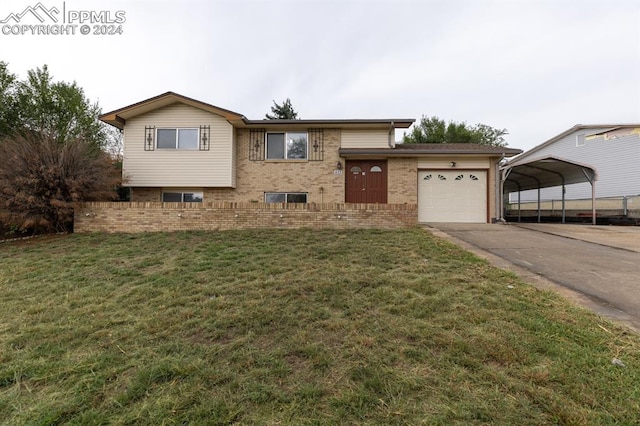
345 160 388 203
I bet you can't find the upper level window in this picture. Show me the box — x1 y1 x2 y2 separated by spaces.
157 128 199 150
266 132 308 159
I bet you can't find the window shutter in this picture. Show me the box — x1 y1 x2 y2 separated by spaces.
199 125 210 151
308 129 324 161
249 129 265 161
144 126 155 151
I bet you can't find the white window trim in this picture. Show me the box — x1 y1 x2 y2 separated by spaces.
576 133 586 147
265 131 308 160
156 127 200 150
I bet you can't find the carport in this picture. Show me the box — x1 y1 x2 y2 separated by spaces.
501 156 598 224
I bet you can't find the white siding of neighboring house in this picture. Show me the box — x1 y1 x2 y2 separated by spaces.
341 129 390 148
123 103 235 187
514 129 640 202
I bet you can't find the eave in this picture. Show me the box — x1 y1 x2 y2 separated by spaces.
339 144 522 158
99 91 246 130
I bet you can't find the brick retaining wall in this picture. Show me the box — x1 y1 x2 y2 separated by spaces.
74 202 418 233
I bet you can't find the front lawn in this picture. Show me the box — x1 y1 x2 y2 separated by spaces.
0 228 638 424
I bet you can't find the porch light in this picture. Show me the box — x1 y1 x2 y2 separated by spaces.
450 161 456 167
336 161 343 170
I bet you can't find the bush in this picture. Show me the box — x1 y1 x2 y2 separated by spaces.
0 133 121 233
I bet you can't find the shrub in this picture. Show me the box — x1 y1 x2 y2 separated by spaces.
0 133 121 233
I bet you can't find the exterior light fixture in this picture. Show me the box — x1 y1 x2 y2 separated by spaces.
336 161 343 170
450 161 456 167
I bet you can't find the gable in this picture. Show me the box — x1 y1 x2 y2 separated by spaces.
100 91 245 130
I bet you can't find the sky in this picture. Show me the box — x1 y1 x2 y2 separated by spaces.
1 0 639 151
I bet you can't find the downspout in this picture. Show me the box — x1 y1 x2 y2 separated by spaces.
388 122 395 148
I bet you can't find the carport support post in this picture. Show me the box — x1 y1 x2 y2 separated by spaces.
537 187 541 223
562 184 566 224
518 192 521 222
592 181 596 225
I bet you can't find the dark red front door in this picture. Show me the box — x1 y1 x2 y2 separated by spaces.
345 160 388 203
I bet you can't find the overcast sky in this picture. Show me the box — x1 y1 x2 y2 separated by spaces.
2 0 639 150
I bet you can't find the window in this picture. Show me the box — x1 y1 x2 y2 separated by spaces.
162 192 203 202
265 192 308 203
266 132 308 159
576 133 586 147
157 128 199 149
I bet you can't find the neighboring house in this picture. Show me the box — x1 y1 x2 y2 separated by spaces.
509 124 640 202
99 92 521 223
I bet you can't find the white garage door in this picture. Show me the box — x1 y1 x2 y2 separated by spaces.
418 170 487 223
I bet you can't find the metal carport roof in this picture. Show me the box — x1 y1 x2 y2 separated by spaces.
501 156 598 224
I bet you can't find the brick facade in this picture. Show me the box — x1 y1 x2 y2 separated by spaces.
387 157 419 204
230 128 345 204
74 202 418 233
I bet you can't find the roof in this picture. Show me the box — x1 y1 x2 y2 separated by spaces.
340 143 522 158
514 124 640 161
241 118 414 130
99 92 246 130
99 91 414 130
502 155 597 193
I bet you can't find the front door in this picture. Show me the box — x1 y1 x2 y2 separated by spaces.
345 160 388 203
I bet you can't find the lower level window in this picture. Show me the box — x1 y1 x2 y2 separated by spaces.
162 192 203 202
265 192 307 203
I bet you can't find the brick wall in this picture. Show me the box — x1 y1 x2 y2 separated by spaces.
74 202 418 233
388 157 418 204
231 128 345 204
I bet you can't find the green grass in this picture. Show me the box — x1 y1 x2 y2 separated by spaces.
1 228 639 424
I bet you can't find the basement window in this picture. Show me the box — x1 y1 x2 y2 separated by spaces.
265 192 308 203
162 192 203 202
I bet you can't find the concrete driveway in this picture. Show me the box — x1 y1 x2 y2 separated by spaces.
426 223 640 331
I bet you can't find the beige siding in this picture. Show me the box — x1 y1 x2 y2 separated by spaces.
123 103 235 187
341 129 390 148
417 158 490 169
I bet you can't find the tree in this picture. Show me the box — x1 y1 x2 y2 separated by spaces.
265 98 299 120
0 61 18 138
0 133 121 233
12 65 107 149
0 62 120 233
0 63 107 149
403 115 508 147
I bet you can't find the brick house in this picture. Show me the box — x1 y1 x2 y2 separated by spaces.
99 92 521 223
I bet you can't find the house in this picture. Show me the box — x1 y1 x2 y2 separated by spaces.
99 92 521 223
508 124 640 203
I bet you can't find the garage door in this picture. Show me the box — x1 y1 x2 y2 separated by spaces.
418 170 487 223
